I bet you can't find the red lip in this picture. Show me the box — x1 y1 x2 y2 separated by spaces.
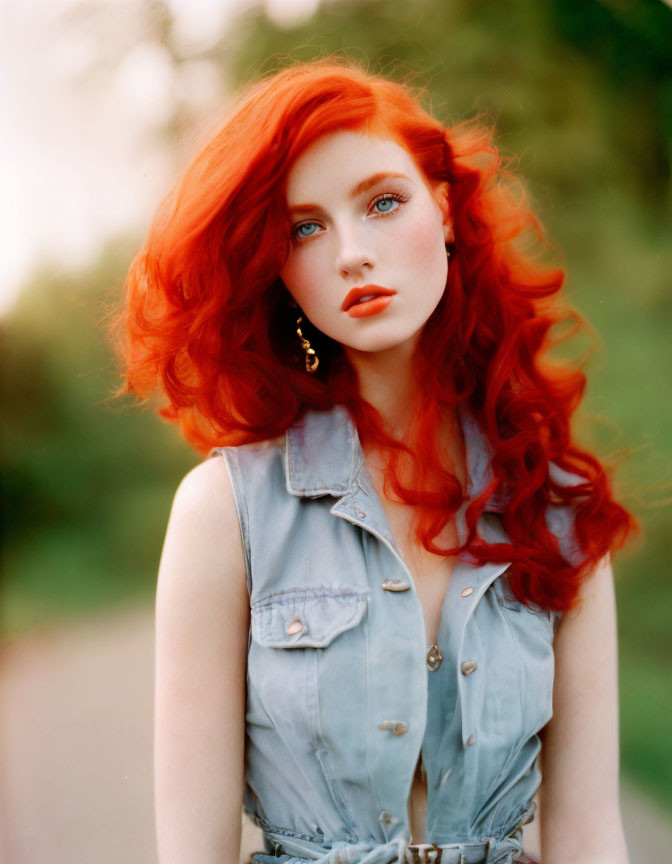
342 284 396 312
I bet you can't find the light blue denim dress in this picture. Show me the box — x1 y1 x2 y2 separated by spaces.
209 403 586 864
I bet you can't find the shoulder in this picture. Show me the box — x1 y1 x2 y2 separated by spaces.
158 455 249 608
169 455 241 548
208 434 286 483
175 453 235 511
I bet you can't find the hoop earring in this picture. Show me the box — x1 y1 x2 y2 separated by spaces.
296 314 319 373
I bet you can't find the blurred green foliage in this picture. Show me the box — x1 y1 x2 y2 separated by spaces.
1 244 196 633
1 0 670 810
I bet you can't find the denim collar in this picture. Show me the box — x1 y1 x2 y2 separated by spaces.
285 402 507 513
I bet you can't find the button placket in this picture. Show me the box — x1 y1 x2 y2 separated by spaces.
449 559 513 750
333 478 429 798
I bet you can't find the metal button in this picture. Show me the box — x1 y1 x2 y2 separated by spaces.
381 578 410 592
378 720 408 735
461 586 474 597
354 507 367 518
426 644 444 671
465 732 476 746
287 619 303 635
378 810 397 825
461 660 478 676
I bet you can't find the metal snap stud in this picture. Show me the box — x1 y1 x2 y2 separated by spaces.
354 507 366 518
381 578 410 592
287 619 303 635
377 720 409 735
461 660 478 676
426 644 444 671
461 586 474 597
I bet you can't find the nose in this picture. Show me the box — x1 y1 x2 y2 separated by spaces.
334 222 376 278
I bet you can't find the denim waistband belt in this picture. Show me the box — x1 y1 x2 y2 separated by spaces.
253 826 526 864
403 832 526 864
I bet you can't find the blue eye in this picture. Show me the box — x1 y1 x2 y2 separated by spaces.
373 195 400 213
295 222 319 238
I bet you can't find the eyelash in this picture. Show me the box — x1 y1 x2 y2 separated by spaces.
291 192 410 243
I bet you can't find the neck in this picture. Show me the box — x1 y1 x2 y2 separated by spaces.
342 337 466 492
343 337 418 441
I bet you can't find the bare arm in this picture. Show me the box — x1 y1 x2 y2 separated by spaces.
539 554 629 864
154 455 250 864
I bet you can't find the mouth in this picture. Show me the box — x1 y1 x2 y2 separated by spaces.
346 295 395 318
342 284 396 312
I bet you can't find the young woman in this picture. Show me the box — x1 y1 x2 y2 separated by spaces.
114 58 636 864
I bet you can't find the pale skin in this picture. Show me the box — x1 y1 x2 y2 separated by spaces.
153 130 629 863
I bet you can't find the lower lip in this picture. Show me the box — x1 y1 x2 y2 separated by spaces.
346 295 395 318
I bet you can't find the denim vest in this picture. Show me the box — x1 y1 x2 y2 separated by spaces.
209 403 585 864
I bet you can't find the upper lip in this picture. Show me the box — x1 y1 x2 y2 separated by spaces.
342 284 396 311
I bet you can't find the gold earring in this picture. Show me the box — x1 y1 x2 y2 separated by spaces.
296 314 319 373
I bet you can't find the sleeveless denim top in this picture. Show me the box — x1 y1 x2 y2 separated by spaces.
208 403 586 864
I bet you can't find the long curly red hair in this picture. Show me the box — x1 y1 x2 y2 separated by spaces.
111 56 637 613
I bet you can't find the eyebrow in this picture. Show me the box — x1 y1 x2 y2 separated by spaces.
287 171 412 215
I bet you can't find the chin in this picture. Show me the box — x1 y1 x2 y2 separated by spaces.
343 327 423 355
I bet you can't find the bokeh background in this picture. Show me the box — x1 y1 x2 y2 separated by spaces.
1 0 671 861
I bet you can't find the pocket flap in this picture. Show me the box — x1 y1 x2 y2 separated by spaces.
250 587 370 648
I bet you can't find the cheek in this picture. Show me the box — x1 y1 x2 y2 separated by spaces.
402 208 445 273
280 252 321 305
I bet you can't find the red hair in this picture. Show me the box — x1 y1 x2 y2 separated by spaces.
111 56 637 614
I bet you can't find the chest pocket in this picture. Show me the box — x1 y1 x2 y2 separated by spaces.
247 585 371 747
251 586 370 648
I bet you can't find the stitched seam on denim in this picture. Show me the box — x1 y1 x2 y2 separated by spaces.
256 814 327 843
492 602 527 785
286 420 350 496
216 447 252 597
251 588 371 609
359 537 385 829
310 650 358 840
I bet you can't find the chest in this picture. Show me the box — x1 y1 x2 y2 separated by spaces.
366 465 460 650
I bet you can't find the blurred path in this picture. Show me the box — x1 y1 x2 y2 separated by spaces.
1 603 670 863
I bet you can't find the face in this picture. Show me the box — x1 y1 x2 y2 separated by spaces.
279 129 453 358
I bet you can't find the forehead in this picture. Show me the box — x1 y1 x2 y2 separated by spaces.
284 130 423 200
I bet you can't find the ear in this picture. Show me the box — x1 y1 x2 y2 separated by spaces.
432 181 454 244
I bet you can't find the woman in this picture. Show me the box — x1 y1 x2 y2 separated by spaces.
113 58 636 864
